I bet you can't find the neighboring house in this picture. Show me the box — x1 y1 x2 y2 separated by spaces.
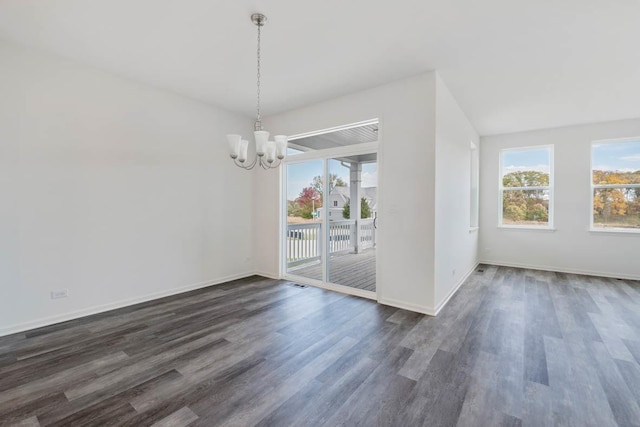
326 186 377 220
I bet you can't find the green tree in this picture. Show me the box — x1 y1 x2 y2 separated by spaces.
504 204 525 221
342 198 372 219
503 170 549 187
287 200 298 217
527 203 549 222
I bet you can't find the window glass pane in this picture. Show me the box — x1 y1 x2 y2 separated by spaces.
592 140 640 185
502 189 550 226
502 147 550 187
593 187 640 229
327 155 377 292
285 160 323 281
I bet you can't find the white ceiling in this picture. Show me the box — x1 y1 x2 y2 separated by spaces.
1 0 639 136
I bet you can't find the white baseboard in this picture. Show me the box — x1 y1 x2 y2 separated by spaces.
1 263 489 337
377 297 433 316
253 271 281 280
0 271 255 337
479 259 640 281
378 263 479 317
320 282 377 301
431 262 479 316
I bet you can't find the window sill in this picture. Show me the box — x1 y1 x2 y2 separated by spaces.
498 225 556 232
589 228 640 235
469 227 479 233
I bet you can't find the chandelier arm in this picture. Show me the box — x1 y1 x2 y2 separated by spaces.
234 156 258 170
248 155 259 169
260 157 282 170
246 155 259 170
268 158 282 169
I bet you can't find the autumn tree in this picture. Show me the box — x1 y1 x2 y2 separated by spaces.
295 187 321 219
592 171 630 224
502 170 550 224
593 189 627 223
503 170 549 188
626 188 640 217
591 169 640 227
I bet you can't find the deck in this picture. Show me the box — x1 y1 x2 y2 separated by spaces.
288 249 376 292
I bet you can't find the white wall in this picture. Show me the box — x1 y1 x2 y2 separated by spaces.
257 73 439 313
480 118 640 279
434 75 480 310
0 40 254 335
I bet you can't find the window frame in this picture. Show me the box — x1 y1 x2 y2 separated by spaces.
590 137 640 234
498 145 554 230
470 141 479 231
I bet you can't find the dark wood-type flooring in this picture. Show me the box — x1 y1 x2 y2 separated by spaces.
1 266 640 426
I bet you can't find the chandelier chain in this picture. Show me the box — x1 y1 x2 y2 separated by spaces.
256 22 261 124
227 13 286 171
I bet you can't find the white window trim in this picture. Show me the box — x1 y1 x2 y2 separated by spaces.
590 137 640 234
470 141 479 230
498 145 554 230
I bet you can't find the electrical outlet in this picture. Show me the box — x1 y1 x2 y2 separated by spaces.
51 289 68 299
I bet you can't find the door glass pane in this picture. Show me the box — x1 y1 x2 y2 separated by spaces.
285 160 323 281
327 154 377 292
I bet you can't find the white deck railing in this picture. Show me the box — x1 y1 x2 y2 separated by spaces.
287 219 376 267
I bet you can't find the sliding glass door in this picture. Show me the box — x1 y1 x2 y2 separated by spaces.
326 155 377 292
284 160 324 282
283 147 378 297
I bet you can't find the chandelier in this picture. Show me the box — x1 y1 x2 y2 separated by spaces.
226 13 287 170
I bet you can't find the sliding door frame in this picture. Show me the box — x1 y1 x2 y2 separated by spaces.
280 128 379 300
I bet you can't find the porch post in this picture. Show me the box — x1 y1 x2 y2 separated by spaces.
350 162 362 254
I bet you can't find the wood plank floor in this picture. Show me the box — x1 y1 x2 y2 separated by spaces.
289 249 376 292
1 266 640 426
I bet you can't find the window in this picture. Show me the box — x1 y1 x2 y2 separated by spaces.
592 139 640 231
499 146 553 228
333 200 338 207
470 142 479 228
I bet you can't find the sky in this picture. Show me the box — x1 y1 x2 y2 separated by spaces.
501 141 640 176
502 147 550 176
286 159 378 200
593 140 640 172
